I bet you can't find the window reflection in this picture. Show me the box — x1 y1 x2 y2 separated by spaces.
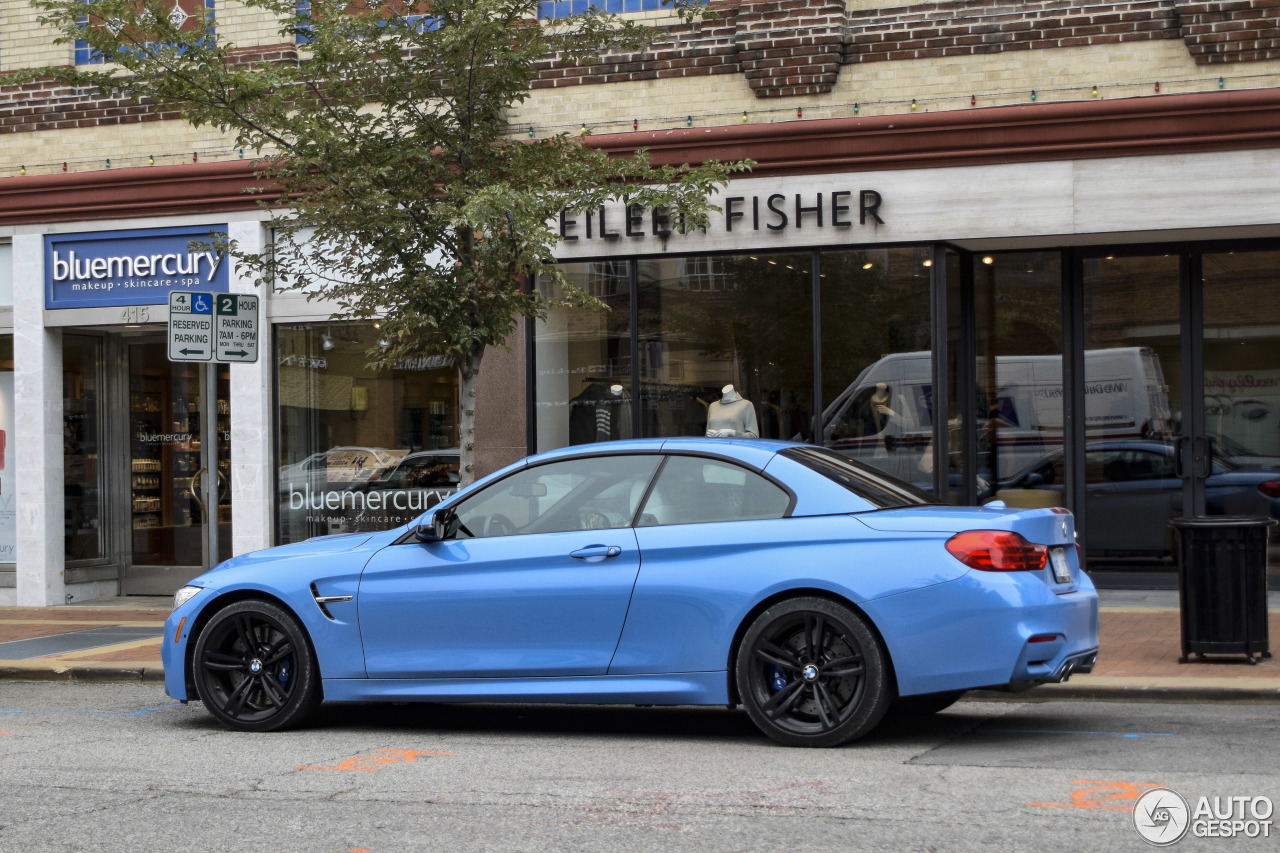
820 248 933 488
973 252 1064 500
636 254 813 441
276 323 460 543
535 262 631 450
63 335 104 562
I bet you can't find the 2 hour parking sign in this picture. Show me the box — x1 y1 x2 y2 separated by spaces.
214 293 260 363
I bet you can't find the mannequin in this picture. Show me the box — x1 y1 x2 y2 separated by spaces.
706 384 759 438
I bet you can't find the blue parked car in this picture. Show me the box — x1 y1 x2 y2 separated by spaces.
164 438 1098 747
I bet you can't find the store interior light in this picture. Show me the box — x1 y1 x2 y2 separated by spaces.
922 259 933 267
321 333 334 351
982 256 994 265
862 262 874 270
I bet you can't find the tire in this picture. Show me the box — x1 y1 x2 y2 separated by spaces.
192 599 322 732
891 690 965 717
735 597 891 747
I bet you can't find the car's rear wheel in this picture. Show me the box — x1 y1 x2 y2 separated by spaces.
192 599 321 732
736 597 890 747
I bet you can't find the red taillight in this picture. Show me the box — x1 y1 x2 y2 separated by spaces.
946 530 1048 572
1257 481 1280 499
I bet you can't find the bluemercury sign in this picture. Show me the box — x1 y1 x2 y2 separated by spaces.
45 225 229 309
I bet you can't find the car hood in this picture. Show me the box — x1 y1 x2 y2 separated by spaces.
195 528 396 582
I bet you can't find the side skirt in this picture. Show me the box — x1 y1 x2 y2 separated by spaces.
321 672 729 705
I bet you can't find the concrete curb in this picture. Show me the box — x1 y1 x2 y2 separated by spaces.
0 664 165 683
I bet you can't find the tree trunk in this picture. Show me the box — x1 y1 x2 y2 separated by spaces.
457 344 486 487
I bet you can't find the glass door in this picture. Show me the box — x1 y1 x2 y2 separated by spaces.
1080 254 1182 573
122 340 231 595
1200 251 1280 583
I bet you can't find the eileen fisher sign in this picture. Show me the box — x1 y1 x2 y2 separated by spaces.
557 188 884 254
45 225 229 309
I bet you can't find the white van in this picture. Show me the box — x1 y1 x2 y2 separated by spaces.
822 347 1173 482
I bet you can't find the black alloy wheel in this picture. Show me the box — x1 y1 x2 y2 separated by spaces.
736 597 890 747
192 599 321 732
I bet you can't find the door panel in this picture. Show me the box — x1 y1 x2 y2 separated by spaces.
123 340 230 595
357 530 641 678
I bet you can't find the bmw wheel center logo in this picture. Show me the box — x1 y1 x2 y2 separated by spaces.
802 664 819 682
249 659 263 674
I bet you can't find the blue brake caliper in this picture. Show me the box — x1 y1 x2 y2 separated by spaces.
277 658 291 686
771 666 787 692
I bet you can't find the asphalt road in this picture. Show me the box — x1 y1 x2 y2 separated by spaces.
0 683 1276 852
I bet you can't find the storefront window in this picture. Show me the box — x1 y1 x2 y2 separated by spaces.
276 322 460 543
637 253 813 441
972 252 1065 501
1201 250 1280 581
819 248 933 488
534 262 631 451
64 335 105 561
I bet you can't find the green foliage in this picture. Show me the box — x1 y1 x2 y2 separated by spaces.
28 0 747 372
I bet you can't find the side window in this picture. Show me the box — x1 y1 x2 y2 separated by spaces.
450 455 659 538
636 456 790 527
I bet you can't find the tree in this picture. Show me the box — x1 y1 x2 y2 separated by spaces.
29 0 747 481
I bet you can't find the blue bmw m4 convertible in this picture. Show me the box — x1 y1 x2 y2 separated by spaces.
164 438 1098 747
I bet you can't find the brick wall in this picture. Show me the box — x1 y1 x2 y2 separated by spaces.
1175 0 1280 64
0 80 180 136
5 1 1280 164
846 1 1181 62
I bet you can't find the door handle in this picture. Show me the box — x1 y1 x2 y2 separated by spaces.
570 545 623 562
190 467 207 520
1174 436 1190 479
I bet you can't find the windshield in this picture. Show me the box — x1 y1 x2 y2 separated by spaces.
780 446 941 509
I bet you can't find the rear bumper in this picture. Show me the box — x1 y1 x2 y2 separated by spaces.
863 566 1100 697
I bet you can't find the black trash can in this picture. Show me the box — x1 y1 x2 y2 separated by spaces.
1169 516 1275 664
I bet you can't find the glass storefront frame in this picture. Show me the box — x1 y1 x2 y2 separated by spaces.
531 237 1280 587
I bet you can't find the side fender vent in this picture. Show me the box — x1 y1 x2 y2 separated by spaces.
310 583 352 621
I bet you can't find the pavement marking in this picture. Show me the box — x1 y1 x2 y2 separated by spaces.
0 703 182 718
1029 780 1166 811
299 749 453 772
0 619 166 627
978 728 1176 738
49 637 164 660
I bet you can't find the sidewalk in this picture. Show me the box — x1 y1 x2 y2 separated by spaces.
1 591 1278 702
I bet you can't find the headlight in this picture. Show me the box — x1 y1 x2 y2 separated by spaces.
173 585 202 611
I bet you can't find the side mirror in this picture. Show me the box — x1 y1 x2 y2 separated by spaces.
415 508 452 543
1024 472 1045 488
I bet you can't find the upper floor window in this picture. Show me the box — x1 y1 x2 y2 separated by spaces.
538 0 667 20
76 0 216 65
295 1 440 46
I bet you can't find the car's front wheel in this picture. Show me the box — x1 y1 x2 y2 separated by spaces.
736 597 890 747
192 599 321 732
